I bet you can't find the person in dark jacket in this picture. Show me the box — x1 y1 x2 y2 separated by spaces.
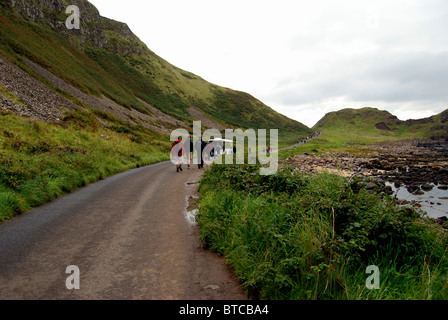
195 137 206 169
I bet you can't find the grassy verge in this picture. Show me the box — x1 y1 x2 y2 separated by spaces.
197 163 448 299
0 109 170 223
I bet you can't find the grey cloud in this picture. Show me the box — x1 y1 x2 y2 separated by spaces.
269 50 448 108
349 51 448 102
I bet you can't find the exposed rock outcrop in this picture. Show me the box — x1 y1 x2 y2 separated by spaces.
9 0 143 53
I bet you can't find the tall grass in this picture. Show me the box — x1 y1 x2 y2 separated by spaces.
0 110 170 223
197 164 448 299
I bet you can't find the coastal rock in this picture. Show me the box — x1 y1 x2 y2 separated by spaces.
436 216 448 228
385 185 394 195
407 184 421 194
365 182 378 190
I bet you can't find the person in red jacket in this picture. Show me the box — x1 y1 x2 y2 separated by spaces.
171 137 184 172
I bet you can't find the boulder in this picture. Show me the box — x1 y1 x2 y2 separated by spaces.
436 216 448 228
407 184 421 194
385 186 394 195
365 182 378 190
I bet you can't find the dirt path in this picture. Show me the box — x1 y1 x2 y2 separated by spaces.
276 132 322 152
0 161 247 300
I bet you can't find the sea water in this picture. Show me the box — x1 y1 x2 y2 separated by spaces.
386 182 448 219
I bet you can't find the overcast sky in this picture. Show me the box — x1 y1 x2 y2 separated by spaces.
88 0 448 127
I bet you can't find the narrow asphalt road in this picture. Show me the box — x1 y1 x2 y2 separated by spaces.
0 161 246 300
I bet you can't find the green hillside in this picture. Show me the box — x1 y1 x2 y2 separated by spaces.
0 0 311 144
278 107 448 156
314 107 448 140
315 107 446 147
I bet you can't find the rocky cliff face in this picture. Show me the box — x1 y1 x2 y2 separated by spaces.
9 0 142 53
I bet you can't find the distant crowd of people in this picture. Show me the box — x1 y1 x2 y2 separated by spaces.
296 131 321 145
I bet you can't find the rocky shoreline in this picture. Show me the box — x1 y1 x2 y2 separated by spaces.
283 138 448 222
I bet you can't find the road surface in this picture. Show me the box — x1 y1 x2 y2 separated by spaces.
0 161 246 300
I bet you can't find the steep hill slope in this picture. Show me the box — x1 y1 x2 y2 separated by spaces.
0 0 311 144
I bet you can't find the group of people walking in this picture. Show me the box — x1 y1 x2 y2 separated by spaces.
296 131 321 145
171 137 232 172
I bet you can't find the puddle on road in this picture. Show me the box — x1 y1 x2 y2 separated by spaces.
386 182 448 219
184 180 200 225
184 195 199 224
